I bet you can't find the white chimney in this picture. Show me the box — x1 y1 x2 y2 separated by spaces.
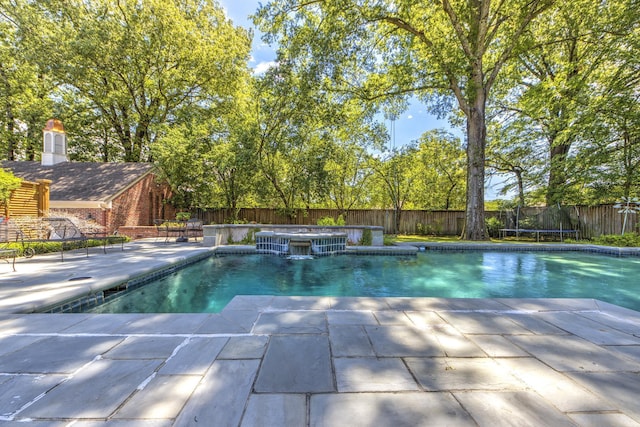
41 119 69 166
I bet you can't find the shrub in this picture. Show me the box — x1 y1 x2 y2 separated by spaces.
416 221 443 236
592 233 640 247
239 228 260 244
225 217 248 224
383 235 397 246
517 216 539 229
485 217 503 238
176 212 191 221
359 228 373 246
317 215 346 226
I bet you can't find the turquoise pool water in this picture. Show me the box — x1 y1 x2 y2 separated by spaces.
89 251 640 313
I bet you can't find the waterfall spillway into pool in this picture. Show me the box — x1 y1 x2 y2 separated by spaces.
255 231 347 258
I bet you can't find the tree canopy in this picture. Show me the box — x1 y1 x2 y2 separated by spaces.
255 0 555 239
0 0 638 237
2 0 252 161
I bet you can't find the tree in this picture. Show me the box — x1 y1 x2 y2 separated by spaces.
370 144 421 234
0 167 21 210
491 0 637 205
256 0 553 239
486 118 546 206
324 142 375 213
0 11 53 160
577 4 640 203
6 0 251 162
252 65 321 214
413 130 466 210
578 73 640 203
152 82 258 211
252 62 383 215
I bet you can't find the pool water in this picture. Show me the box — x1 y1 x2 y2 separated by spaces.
89 251 640 313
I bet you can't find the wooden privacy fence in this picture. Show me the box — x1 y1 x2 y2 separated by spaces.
518 205 639 238
195 205 638 239
197 208 471 236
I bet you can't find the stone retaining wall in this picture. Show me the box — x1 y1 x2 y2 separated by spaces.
203 224 384 247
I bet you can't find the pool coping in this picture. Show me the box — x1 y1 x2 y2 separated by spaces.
397 241 640 256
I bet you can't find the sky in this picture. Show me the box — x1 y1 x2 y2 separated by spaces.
219 1 506 198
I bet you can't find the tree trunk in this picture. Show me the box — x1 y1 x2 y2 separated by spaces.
515 168 525 207
464 99 488 240
0 66 16 160
546 141 570 205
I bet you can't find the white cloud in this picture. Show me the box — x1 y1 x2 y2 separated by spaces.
407 115 413 119
253 61 278 75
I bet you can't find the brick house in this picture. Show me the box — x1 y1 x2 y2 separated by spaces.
2 120 175 232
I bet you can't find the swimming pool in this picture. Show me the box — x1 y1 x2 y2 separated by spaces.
88 250 640 313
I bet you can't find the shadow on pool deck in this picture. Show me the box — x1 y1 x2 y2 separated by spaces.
1 239 640 426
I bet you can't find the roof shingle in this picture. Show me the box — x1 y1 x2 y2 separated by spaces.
1 161 155 202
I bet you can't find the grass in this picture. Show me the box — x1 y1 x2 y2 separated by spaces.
388 235 461 243
385 234 592 245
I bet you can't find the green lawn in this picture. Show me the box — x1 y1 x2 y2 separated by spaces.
385 234 584 245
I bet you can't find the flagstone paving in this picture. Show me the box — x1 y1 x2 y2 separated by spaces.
0 241 639 425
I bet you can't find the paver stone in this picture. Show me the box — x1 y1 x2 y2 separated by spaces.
453 391 576 427
334 357 418 391
405 357 525 391
253 311 327 334
241 394 307 427
114 374 202 419
255 335 334 393
20 359 161 419
310 392 474 427
173 359 259 427
159 337 227 375
329 325 375 357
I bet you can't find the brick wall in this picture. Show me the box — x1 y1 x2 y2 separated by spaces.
51 174 175 232
117 226 158 240
108 174 174 231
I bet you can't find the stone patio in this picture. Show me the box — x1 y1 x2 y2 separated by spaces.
0 241 639 426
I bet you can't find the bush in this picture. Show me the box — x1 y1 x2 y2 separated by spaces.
383 234 397 246
517 216 539 229
317 215 346 226
592 233 640 247
239 228 260 244
416 222 443 236
416 223 427 235
225 217 248 224
176 212 191 221
359 228 373 246
485 217 503 238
